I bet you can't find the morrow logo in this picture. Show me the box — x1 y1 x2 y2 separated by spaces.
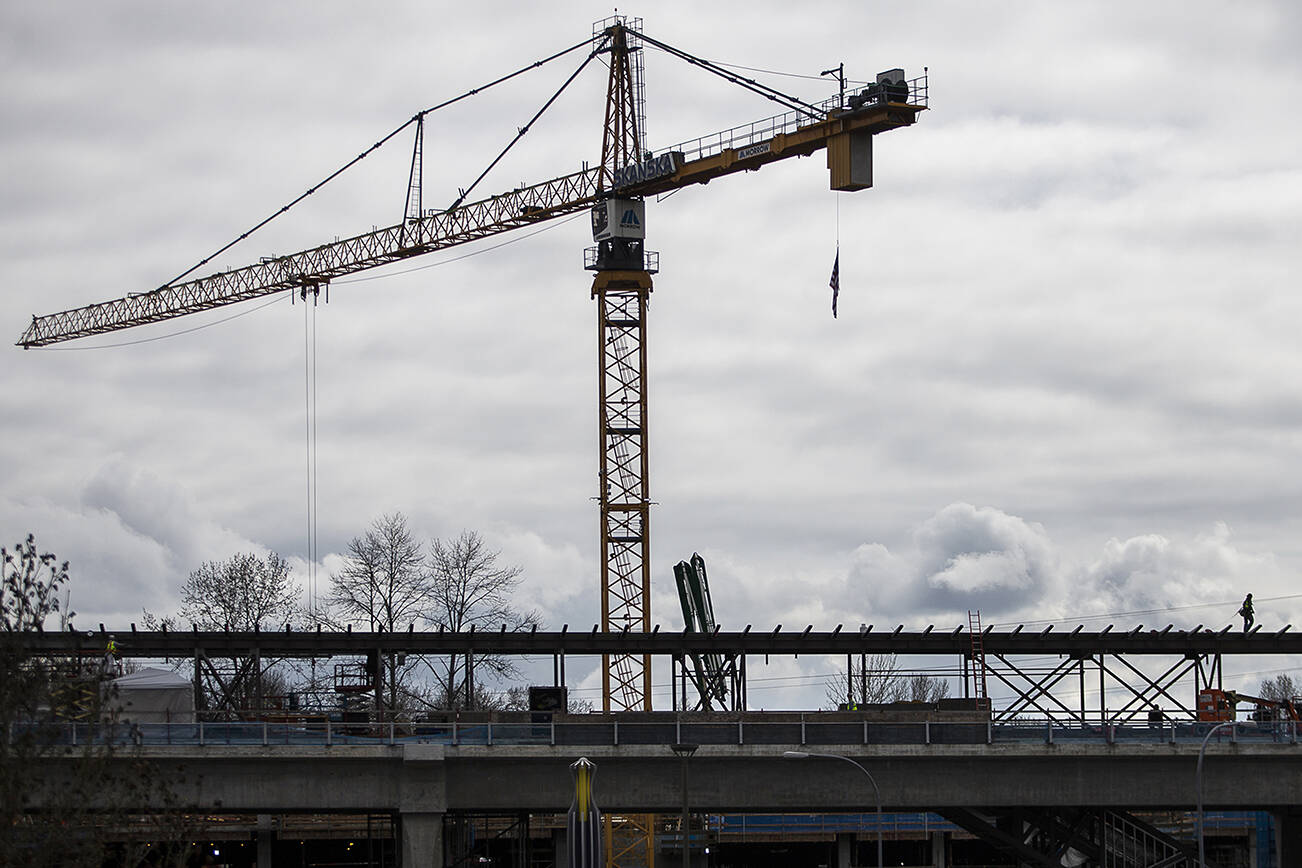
619 209 641 228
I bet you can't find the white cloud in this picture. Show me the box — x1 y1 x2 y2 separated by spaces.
1074 521 1280 625
844 504 1279 630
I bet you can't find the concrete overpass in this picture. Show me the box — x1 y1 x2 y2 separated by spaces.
60 738 1302 866
24 625 1302 862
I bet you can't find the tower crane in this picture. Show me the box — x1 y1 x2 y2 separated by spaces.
17 18 926 716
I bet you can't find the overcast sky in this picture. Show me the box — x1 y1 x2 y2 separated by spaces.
3 1 1300 708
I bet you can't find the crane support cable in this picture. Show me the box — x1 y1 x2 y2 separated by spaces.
161 34 602 292
627 27 823 120
417 34 602 118
447 46 602 211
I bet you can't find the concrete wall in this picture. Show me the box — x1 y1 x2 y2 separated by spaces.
59 741 1302 815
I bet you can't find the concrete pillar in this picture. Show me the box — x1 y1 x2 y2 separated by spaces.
835 831 854 868
1275 810 1302 868
256 814 274 867
930 831 947 868
402 812 444 868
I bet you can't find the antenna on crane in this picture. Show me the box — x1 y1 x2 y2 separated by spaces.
821 62 846 108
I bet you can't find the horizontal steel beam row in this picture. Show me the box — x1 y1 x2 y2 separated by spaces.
19 625 1296 658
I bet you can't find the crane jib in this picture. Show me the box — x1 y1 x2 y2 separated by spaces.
611 152 682 191
19 87 925 348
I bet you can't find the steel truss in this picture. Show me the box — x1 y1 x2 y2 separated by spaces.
941 807 1198 867
593 17 653 718
594 273 654 713
604 813 655 868
34 625 1296 724
444 812 534 868
18 167 605 347
671 651 746 712
988 650 1224 725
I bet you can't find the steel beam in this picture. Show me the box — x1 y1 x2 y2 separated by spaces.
33 627 1300 659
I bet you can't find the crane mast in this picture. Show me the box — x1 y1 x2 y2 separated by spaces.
592 20 655 715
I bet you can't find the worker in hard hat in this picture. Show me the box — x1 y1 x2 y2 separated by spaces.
1238 594 1254 633
101 636 118 676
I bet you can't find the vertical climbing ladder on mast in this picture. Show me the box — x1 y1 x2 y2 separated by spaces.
968 609 990 711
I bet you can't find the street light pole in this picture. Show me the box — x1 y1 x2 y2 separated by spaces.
672 743 699 868
784 751 882 868
1197 720 1237 868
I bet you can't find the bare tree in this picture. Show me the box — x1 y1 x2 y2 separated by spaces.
1259 673 1297 703
826 653 906 708
824 653 951 708
425 530 537 709
178 551 299 631
327 513 428 711
328 513 426 630
144 552 301 714
905 674 952 702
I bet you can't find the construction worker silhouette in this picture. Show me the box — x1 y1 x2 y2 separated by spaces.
1238 594 1254 633
101 636 118 676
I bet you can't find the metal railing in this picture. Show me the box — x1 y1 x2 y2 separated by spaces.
12 715 1296 749
583 247 660 273
658 74 928 165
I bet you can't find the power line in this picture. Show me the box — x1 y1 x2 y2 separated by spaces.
712 58 861 86
994 593 1302 630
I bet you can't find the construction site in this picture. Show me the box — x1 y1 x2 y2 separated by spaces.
8 11 1302 868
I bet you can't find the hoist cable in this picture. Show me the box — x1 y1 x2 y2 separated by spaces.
310 299 319 613
311 299 320 613
303 296 315 613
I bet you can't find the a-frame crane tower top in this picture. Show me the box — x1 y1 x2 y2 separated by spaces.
18 18 927 714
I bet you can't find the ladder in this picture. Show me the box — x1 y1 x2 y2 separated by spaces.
968 610 990 711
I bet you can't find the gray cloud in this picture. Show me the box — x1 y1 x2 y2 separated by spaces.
2 1 1301 711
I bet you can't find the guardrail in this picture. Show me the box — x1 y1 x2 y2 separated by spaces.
657 74 928 165
12 717 1298 749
